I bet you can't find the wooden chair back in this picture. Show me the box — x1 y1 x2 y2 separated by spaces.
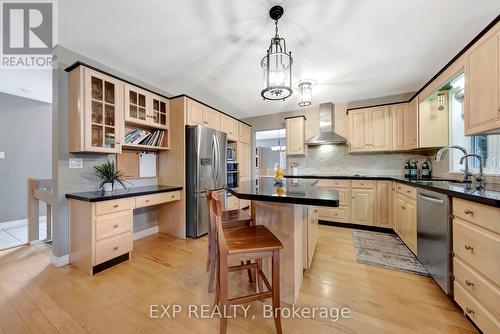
212 195 228 256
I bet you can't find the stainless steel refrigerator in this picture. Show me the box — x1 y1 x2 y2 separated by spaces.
186 125 227 237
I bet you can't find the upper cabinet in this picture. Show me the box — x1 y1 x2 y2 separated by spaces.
186 99 220 130
124 85 169 130
465 28 500 135
151 95 169 130
220 114 239 141
68 67 123 154
124 85 149 127
350 106 391 152
239 122 251 144
286 116 306 155
391 102 417 150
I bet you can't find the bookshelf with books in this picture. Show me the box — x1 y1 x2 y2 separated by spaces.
123 125 170 151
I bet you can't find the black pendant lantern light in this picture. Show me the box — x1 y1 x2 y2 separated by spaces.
260 5 293 101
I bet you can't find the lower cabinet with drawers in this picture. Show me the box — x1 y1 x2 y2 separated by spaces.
68 190 181 275
452 198 500 334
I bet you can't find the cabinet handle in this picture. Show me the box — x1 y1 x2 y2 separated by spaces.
465 280 474 287
464 209 473 216
116 141 121 144
464 245 474 251
465 308 474 315
113 204 119 208
406 190 411 194
171 195 176 199
145 199 150 203
113 246 119 251
113 224 119 228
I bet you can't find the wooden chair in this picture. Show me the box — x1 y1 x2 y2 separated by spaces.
212 195 283 334
205 188 253 293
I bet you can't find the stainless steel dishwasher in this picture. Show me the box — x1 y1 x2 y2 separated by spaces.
417 189 452 295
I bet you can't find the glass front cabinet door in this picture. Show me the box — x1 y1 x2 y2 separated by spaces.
68 66 123 153
124 84 150 127
151 94 169 130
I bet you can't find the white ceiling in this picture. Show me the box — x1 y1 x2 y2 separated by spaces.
58 0 499 118
0 69 52 103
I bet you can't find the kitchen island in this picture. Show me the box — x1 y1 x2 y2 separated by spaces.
226 178 339 304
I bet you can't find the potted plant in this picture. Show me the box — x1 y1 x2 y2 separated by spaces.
94 160 128 192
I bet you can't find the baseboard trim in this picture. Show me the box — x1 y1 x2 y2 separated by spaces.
51 254 70 267
133 225 159 241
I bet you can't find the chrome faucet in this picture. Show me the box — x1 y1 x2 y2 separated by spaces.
460 154 485 190
435 145 471 182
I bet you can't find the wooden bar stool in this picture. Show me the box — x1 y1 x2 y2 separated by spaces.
212 195 283 334
205 188 253 293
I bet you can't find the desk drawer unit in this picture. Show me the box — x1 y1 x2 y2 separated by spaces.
95 210 133 241
95 233 133 265
136 191 181 208
96 198 135 216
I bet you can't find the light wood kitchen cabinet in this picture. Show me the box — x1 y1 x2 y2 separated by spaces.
394 184 417 253
68 66 123 154
312 179 352 223
452 198 500 334
391 102 417 150
465 28 500 135
220 114 239 141
238 142 251 181
285 116 306 155
374 181 393 228
350 110 368 152
350 106 391 152
351 185 374 225
186 99 220 130
239 122 252 144
124 87 169 130
124 84 149 127
150 94 169 130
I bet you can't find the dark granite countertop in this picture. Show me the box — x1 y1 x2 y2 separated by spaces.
284 174 500 207
65 185 183 202
225 178 339 207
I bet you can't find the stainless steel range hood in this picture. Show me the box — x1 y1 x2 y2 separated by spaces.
305 103 347 145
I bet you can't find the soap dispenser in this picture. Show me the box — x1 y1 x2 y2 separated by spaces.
421 160 432 179
410 160 418 179
404 161 411 179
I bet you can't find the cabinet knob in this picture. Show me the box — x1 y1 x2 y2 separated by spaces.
113 224 119 228
465 308 474 315
171 195 176 198
464 209 473 216
113 246 119 251
113 204 119 208
464 245 474 251
116 141 121 144
465 280 474 287
145 199 150 203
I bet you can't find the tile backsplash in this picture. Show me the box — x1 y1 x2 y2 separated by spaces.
287 145 427 176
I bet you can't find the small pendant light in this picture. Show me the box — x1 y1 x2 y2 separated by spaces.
260 6 293 101
297 81 312 107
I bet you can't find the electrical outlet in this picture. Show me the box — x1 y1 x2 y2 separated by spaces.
69 158 83 169
0 152 4 159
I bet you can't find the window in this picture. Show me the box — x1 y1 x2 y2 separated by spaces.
449 73 500 174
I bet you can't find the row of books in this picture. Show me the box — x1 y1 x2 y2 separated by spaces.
124 129 166 147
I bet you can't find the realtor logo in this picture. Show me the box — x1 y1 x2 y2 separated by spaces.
1 0 57 68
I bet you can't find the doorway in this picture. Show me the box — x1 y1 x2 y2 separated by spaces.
255 129 286 177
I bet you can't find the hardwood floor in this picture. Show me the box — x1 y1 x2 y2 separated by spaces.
0 225 475 334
